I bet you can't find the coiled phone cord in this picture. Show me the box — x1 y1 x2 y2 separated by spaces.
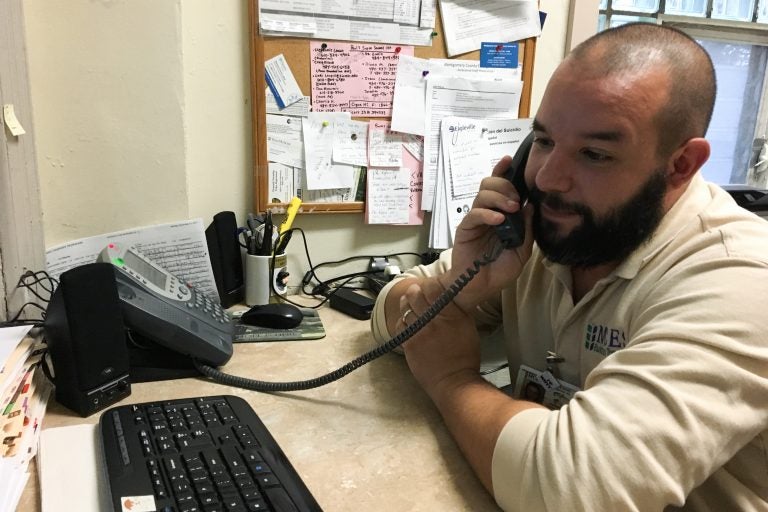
193 242 504 392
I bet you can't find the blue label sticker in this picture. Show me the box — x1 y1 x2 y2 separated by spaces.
480 42 518 69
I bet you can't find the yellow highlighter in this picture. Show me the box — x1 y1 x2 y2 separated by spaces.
279 196 302 234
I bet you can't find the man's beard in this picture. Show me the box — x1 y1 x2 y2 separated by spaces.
529 169 667 268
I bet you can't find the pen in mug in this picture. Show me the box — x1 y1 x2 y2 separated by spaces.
251 223 278 254
260 212 274 256
274 230 292 255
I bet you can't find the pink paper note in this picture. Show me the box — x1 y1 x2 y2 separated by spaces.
365 121 424 225
310 42 414 117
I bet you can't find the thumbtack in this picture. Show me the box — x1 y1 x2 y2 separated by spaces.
431 31 438 37
496 44 504 51
395 46 401 54
322 121 329 127
351 133 358 140
422 70 429 77
321 42 328 50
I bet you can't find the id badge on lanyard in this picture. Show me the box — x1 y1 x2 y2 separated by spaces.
513 363 581 410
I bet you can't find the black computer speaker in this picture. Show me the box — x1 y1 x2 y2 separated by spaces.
206 211 244 307
44 262 131 417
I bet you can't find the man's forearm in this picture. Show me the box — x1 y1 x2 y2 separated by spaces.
426 373 544 494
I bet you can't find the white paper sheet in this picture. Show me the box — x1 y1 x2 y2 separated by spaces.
302 112 355 190
302 167 362 204
45 219 218 300
266 87 311 117
368 121 404 168
440 117 530 245
439 0 541 57
394 0 421 25
267 114 305 168
367 168 411 224
390 55 521 136
420 0 438 28
422 76 522 210
260 11 434 46
0 326 32 367
333 119 370 167
429 138 452 248
39 424 111 512
268 162 298 204
403 133 424 161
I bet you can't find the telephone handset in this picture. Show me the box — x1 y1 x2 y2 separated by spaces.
494 131 534 249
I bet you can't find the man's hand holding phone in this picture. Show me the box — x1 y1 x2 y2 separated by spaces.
437 153 535 315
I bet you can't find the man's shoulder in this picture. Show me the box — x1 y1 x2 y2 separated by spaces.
697 183 768 263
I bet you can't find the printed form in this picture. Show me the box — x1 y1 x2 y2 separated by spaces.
422 76 522 211
390 55 520 136
430 117 531 248
259 0 435 46
439 0 541 57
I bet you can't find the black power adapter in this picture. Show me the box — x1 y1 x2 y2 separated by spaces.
329 288 375 320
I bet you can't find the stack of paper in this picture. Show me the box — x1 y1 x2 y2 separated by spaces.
38 424 111 512
0 326 51 512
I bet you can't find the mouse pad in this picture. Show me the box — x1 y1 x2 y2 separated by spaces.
231 307 326 343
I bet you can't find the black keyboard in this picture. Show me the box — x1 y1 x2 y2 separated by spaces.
99 395 322 512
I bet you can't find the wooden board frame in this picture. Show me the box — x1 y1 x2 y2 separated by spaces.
249 0 536 214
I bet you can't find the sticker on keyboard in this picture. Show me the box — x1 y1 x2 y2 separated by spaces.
121 495 156 512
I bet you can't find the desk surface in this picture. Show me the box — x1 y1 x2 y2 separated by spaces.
18 307 500 511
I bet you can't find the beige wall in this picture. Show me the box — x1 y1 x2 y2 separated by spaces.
22 0 584 283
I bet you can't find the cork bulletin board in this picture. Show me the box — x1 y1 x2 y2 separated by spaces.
248 0 537 214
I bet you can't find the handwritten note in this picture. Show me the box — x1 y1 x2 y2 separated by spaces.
367 168 411 224
403 143 425 225
366 138 424 225
310 42 414 117
368 120 403 167
302 112 355 190
333 119 370 166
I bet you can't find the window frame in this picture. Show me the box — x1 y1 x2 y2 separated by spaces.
596 1 768 185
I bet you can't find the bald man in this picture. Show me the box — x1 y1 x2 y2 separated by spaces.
371 23 768 511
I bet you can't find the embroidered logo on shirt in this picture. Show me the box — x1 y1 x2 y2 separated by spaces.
584 323 626 356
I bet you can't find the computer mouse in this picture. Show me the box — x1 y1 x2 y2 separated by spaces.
240 303 303 329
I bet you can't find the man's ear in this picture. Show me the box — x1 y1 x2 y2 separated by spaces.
667 138 710 188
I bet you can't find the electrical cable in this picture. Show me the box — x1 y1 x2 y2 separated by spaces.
194 241 505 392
267 229 420 309
15 270 57 304
4 270 56 327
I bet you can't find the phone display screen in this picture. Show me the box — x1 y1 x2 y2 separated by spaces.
125 250 168 290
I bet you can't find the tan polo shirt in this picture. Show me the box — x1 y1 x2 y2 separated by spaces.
371 175 768 511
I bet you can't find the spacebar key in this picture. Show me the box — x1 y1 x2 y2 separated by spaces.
264 487 298 512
